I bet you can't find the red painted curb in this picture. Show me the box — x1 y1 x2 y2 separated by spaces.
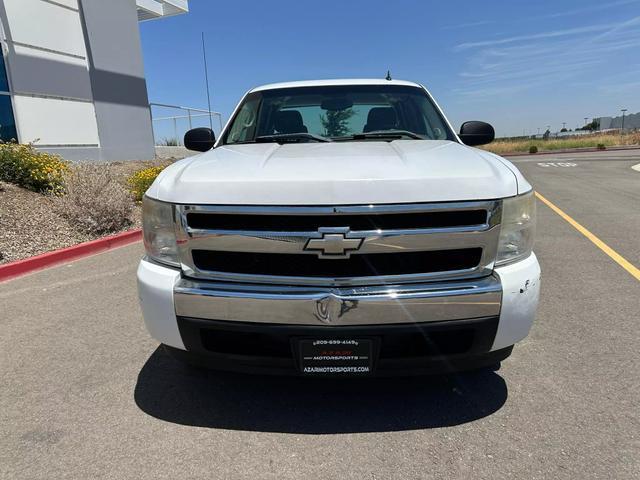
0 229 142 283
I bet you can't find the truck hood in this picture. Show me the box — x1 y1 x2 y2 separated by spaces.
149 140 521 204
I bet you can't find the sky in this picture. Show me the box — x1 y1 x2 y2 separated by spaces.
139 0 640 138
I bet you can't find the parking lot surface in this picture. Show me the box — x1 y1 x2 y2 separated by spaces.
1 150 639 479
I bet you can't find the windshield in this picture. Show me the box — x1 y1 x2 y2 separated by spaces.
223 84 455 144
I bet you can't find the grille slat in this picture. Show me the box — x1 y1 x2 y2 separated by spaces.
192 249 482 278
187 210 488 231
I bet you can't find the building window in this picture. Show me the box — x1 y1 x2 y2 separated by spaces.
0 95 17 141
0 50 17 142
0 50 8 92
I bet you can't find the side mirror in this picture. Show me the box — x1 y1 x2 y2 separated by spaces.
459 121 495 146
184 127 215 152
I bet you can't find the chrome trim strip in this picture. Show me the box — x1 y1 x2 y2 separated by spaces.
183 226 498 254
178 266 492 287
177 200 501 216
174 200 502 286
174 276 503 326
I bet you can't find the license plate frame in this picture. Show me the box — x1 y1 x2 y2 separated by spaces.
297 338 375 376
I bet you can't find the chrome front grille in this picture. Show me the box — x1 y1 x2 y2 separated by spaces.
174 201 502 286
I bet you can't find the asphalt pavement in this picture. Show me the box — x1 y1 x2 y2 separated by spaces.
1 149 639 479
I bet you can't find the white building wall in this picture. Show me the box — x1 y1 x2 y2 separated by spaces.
46 0 79 9
0 0 188 160
1 0 99 149
10 44 94 100
13 96 99 145
4 0 86 57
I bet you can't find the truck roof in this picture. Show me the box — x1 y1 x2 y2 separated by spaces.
250 78 423 92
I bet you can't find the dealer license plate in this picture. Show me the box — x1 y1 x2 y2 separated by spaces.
298 339 373 375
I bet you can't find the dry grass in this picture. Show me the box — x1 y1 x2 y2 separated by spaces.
56 164 134 235
482 131 640 155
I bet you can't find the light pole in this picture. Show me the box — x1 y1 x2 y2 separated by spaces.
621 109 627 133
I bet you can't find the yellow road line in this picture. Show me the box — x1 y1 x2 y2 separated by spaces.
535 191 640 282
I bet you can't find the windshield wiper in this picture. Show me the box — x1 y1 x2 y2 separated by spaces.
255 133 332 143
334 130 426 141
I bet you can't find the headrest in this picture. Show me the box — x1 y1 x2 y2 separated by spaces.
364 107 397 132
274 110 307 134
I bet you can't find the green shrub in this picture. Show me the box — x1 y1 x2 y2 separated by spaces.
0 142 68 194
597 143 606 150
127 165 166 201
529 145 538 154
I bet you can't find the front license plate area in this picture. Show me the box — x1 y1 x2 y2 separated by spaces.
298 339 374 376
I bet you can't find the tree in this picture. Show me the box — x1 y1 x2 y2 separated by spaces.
321 108 355 137
580 119 600 131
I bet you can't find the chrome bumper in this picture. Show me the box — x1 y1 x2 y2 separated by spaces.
173 276 502 326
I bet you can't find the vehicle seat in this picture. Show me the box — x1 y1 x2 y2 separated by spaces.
274 110 308 134
363 107 397 132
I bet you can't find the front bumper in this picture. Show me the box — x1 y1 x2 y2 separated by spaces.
173 276 503 326
137 253 540 373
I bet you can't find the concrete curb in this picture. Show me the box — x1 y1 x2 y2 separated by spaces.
0 229 142 283
503 146 640 157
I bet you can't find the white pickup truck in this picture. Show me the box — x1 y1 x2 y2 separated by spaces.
137 79 540 376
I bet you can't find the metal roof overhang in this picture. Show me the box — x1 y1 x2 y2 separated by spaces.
137 0 188 21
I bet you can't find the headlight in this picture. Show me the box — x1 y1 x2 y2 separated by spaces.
142 196 180 267
496 191 536 266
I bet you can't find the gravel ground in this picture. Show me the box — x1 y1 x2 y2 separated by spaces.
0 159 174 265
0 181 141 264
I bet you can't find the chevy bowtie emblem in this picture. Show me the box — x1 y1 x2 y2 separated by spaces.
304 228 364 258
